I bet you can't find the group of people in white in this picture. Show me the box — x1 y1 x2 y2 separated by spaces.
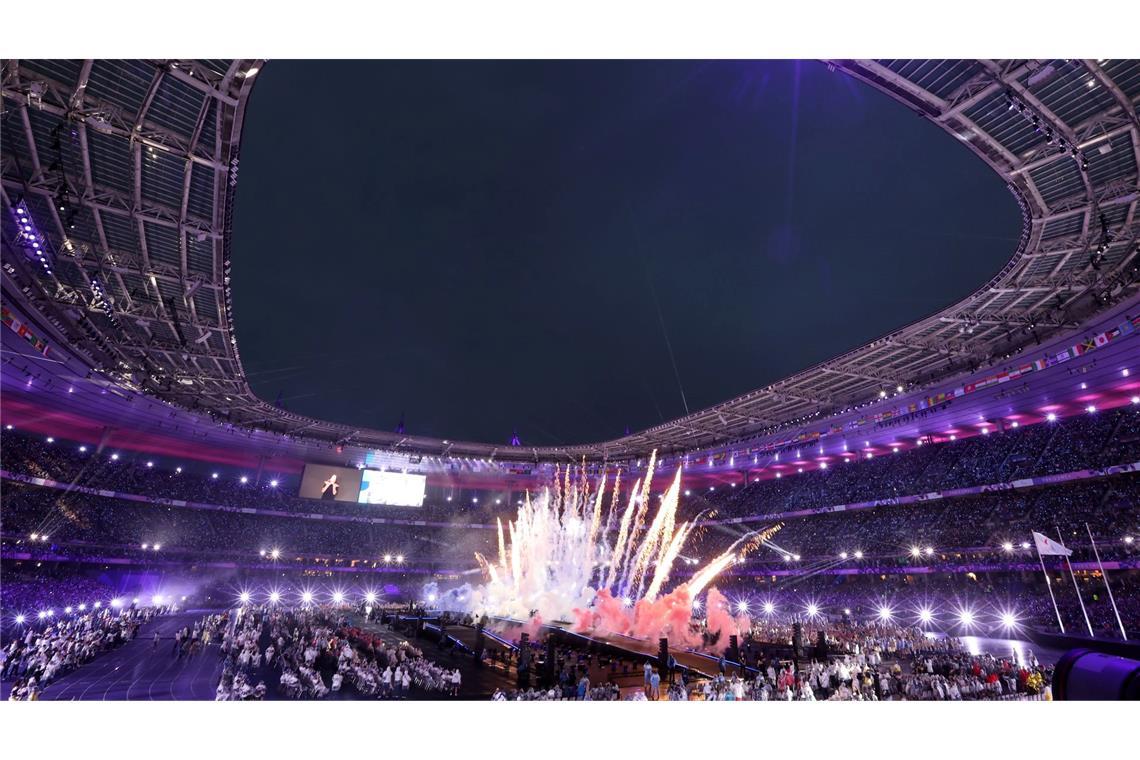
5 604 166 701
213 605 464 700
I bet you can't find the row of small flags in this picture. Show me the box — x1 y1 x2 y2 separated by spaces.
1 305 50 357
714 313 1140 464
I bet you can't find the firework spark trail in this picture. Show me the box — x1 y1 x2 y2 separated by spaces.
587 470 607 549
497 517 507 570
604 477 641 590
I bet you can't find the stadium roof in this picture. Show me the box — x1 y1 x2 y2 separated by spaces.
3 59 1139 462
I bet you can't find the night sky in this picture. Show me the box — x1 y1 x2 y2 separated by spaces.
230 60 1022 447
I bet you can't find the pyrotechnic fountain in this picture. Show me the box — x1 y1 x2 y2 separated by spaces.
433 451 779 646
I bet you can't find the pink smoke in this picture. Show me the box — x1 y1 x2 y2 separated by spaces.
704 586 742 642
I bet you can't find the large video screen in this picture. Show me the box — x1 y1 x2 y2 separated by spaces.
299 464 363 502
358 470 427 507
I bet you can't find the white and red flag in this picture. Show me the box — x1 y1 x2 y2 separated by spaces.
1033 531 1073 557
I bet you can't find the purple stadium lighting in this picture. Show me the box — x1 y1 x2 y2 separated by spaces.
270 479 278 487
239 591 251 604
736 600 750 613
365 591 377 604
998 610 1021 631
301 590 314 604
877 605 894 621
240 475 248 484
1086 405 1097 414
805 603 820 619
269 591 281 604
839 551 848 559
15 615 25 625
763 601 775 615
270 548 280 559
854 550 863 559
1002 542 1014 552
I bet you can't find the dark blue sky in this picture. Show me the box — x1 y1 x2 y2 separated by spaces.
230 60 1022 446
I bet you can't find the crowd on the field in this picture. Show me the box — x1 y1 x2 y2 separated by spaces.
3 603 168 700
213 605 464 700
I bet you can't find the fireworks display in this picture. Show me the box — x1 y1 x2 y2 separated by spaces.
435 452 778 645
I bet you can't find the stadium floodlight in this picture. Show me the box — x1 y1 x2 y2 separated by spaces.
383 554 392 563
365 591 377 603
153 544 161 551
79 446 87 452
1086 405 1097 414
999 611 1019 630
302 590 314 604
111 453 119 460
270 548 280 560
622 596 633 608
1020 542 1030 550
146 461 153 468
15 615 25 624
270 480 278 488
239 591 251 604
1002 542 1013 552
854 550 863 559
843 608 851 615
1132 396 1140 405
30 533 38 541
877 606 893 621
839 551 848 559
805 603 819 618
269 591 280 604
151 595 162 606
1124 536 1133 544
141 543 148 550
692 598 702 611
783 554 792 562
910 546 921 558
763 602 775 615
1046 412 1057 422
395 555 404 563
46 437 54 443
736 600 749 613
925 547 934 556
78 604 86 611
958 608 975 626
332 591 345 604
240 476 248 484
259 549 266 557
918 607 933 624
176 467 182 474
64 607 72 614
211 472 218 479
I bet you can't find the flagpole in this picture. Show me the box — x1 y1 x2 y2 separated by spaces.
1057 525 1093 637
1037 551 1064 634
1086 523 1127 640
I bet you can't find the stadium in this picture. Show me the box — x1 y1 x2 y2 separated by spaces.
2 56 1139 705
